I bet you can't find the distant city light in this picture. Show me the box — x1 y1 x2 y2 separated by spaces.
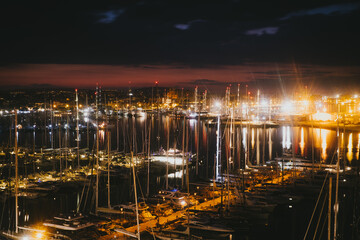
281 100 294 113
312 112 333 121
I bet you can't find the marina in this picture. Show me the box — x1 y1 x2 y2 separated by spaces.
1 1 360 239
0 95 360 239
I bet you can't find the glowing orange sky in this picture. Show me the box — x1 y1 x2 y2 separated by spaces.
0 64 254 87
0 63 359 94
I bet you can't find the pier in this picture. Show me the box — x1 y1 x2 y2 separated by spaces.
100 172 296 239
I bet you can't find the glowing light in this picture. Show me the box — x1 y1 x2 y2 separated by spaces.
347 133 353 162
282 126 291 149
99 130 105 143
242 127 247 153
357 133 360 160
300 127 305 156
281 100 294 113
251 128 255 149
22 236 29 240
180 200 187 206
260 99 268 107
312 112 333 121
214 101 221 108
36 232 43 239
268 128 272 160
286 126 291 149
321 129 329 161
282 126 286 149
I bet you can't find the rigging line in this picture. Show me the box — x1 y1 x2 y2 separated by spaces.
78 139 96 212
318 213 328 240
221 117 230 140
312 192 328 240
303 149 337 240
135 164 156 240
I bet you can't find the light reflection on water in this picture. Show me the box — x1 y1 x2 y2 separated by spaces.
286 126 291 149
3 115 360 166
357 133 360 160
282 126 291 149
321 129 329 161
268 128 272 160
251 128 255 149
300 127 305 156
99 129 105 144
347 133 353 162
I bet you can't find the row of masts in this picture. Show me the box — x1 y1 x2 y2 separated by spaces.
9 84 345 238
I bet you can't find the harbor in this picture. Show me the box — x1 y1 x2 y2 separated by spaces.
1 1 360 238
0 92 360 239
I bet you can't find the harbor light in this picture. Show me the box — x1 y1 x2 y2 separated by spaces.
180 200 187 207
36 232 43 239
312 112 333 121
281 100 294 113
214 101 221 108
260 99 268 107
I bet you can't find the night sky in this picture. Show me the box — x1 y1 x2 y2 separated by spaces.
0 0 359 93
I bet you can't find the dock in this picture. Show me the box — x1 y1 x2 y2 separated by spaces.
100 172 295 239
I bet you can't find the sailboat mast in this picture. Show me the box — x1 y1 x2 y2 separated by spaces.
334 100 340 239
107 131 111 208
182 116 185 188
166 117 169 189
86 94 89 150
328 177 332 240
15 110 18 234
76 89 80 168
216 115 221 180
116 98 119 152
59 114 62 181
51 100 54 149
246 85 250 167
146 116 151 197
195 86 199 175
131 152 141 240
65 114 69 169
227 111 231 210
95 87 99 214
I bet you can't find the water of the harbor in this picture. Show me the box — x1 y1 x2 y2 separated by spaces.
0 113 359 238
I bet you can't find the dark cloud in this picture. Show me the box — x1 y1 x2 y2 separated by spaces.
97 9 125 23
280 2 360 20
174 19 207 30
174 24 190 30
245 27 279 36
